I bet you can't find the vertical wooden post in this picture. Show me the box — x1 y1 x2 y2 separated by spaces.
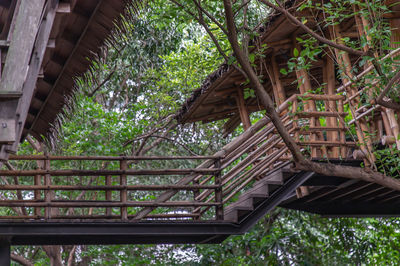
0 240 10 266
292 37 318 157
192 178 200 220
324 55 339 158
120 159 128 220
330 24 375 164
270 54 286 106
381 110 393 136
338 99 347 158
105 175 112 217
292 100 299 142
214 159 223 221
388 11 400 149
34 173 41 217
236 87 251 130
44 159 51 219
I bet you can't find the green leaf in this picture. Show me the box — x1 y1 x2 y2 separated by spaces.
249 53 255 63
293 48 299 57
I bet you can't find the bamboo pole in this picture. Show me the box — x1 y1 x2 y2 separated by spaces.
389 12 400 149
236 87 251 130
271 53 286 105
330 24 375 164
292 37 319 157
338 99 347 158
324 55 339 157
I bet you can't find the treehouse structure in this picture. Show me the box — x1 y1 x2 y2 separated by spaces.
0 0 400 263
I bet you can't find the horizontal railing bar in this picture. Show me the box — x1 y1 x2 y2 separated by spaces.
0 169 220 176
296 141 356 146
8 155 222 161
0 201 222 207
295 111 348 118
0 185 220 191
295 94 345 100
0 214 201 219
295 126 346 132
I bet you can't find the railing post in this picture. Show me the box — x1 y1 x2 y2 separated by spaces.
192 178 200 220
120 159 128 220
105 175 112 217
44 158 51 219
338 99 347 158
214 159 223 221
34 173 41 217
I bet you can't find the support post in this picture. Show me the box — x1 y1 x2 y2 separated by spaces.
270 54 286 106
0 242 10 266
323 55 339 158
0 0 46 144
330 24 375 164
0 0 58 160
236 88 251 130
292 37 320 157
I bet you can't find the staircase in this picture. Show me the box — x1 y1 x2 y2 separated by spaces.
224 167 286 223
223 167 313 231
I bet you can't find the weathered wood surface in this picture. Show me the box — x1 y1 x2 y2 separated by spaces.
0 0 45 93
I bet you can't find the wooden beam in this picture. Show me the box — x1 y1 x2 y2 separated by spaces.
56 2 71 13
0 0 45 144
0 0 58 158
0 0 45 93
223 116 241 137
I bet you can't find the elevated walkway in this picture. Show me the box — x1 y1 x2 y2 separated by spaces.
0 94 399 245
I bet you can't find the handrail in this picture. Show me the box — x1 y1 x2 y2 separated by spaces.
9 155 222 160
0 92 365 222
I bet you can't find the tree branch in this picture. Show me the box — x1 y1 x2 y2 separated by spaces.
87 66 117 97
223 0 305 162
376 70 400 110
11 253 34 266
191 0 228 35
297 160 400 193
169 0 247 77
139 134 199 156
257 0 364 56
